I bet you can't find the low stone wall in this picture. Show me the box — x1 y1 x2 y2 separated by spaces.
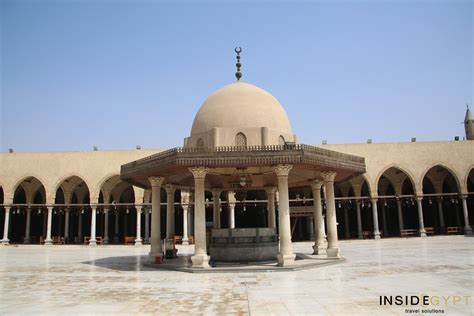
209 228 278 262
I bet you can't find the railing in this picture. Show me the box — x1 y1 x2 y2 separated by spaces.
121 144 365 170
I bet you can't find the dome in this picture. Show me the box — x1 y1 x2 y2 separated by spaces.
190 82 293 136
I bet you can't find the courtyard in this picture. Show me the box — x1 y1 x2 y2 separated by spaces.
0 236 472 315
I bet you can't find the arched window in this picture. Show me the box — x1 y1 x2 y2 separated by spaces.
278 135 285 145
196 138 204 147
235 132 247 147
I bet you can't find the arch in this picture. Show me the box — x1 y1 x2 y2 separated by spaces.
11 176 48 204
93 172 122 200
349 174 372 197
52 173 92 197
463 165 474 192
196 138 204 147
11 175 48 198
420 164 462 194
235 132 247 147
278 135 285 145
375 164 418 196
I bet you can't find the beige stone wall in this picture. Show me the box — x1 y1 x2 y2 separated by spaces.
0 149 164 204
319 140 474 195
0 140 473 204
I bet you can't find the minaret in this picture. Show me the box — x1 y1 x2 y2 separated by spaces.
465 104 474 140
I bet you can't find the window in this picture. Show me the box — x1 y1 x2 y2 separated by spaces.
235 133 247 147
196 138 204 147
278 135 285 145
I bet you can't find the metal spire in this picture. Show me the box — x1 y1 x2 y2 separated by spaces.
235 47 242 81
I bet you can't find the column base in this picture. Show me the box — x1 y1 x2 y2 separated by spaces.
191 253 210 268
312 243 326 255
23 237 31 244
277 252 296 267
374 232 381 239
44 239 53 246
1 239 10 245
327 247 340 258
135 239 143 246
103 238 109 245
182 239 189 246
419 230 427 237
149 252 163 264
464 226 472 235
357 234 363 239
113 236 119 243
89 240 97 246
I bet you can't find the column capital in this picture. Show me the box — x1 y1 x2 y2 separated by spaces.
181 204 189 211
320 171 336 182
273 164 293 177
149 176 165 187
460 194 468 200
165 184 176 194
211 188 222 197
371 197 378 203
265 186 277 196
416 196 423 202
136 208 142 214
311 179 323 191
189 166 210 179
103 208 109 213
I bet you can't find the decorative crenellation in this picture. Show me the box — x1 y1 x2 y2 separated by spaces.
320 171 337 182
189 166 210 179
148 176 165 187
273 164 293 177
311 179 323 191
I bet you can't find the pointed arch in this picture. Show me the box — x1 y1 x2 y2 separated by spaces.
420 164 462 194
235 132 247 147
375 164 418 196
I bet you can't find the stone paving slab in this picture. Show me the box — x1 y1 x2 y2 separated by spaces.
0 236 472 315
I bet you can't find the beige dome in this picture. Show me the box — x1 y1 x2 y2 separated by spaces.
190 82 293 135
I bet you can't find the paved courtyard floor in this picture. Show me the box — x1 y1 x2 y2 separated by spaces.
0 236 472 315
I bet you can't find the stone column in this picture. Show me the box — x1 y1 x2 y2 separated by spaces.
308 216 315 240
356 201 363 239
211 189 222 229
1 207 10 245
381 202 388 237
437 198 445 233
24 207 32 244
416 197 427 237
64 208 70 243
343 204 350 238
149 177 165 259
188 206 194 237
182 204 189 245
311 179 325 254
274 164 295 266
144 207 150 244
89 207 97 246
455 203 462 227
265 187 277 228
165 184 176 240
396 198 404 234
114 210 119 243
103 208 109 244
228 202 235 228
135 207 142 245
228 191 236 229
189 167 210 268
44 206 53 245
371 199 381 239
461 195 472 235
78 210 83 242
322 171 339 258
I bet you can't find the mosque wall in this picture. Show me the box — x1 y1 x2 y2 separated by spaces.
0 140 473 207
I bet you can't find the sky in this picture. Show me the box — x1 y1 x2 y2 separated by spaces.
0 0 472 152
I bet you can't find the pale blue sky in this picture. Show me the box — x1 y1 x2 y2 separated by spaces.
1 0 472 152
